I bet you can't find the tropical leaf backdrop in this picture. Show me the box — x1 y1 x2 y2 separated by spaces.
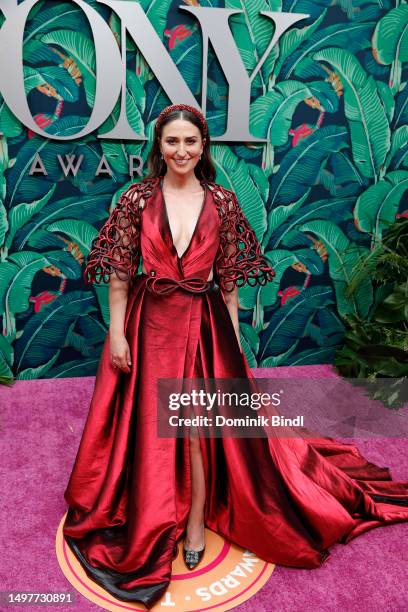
0 0 407 379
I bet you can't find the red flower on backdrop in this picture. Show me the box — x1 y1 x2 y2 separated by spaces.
29 291 59 313
27 114 54 139
289 113 324 147
289 124 315 146
277 286 302 306
164 24 192 50
27 101 62 138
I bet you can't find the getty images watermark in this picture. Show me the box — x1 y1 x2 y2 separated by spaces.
157 378 408 439
167 387 304 428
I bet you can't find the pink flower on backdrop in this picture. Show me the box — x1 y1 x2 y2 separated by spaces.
277 286 302 306
29 291 59 313
164 24 192 50
28 114 54 139
289 124 315 146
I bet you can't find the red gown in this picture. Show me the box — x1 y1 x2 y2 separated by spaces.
63 176 408 609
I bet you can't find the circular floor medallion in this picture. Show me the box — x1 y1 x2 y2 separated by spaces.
56 513 275 611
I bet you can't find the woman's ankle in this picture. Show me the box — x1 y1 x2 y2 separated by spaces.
184 519 205 549
186 517 204 531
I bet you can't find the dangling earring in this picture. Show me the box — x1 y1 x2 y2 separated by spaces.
161 153 164 159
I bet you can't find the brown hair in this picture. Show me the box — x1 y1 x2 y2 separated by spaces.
145 108 216 182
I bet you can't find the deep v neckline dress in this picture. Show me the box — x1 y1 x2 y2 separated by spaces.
63 176 408 609
160 178 207 260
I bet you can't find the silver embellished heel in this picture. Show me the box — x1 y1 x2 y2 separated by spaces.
183 525 205 570
182 544 205 570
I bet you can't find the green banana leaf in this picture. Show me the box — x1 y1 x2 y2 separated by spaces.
354 170 408 243
268 197 355 250
285 347 335 365
250 81 313 147
16 352 61 380
372 5 408 94
283 20 374 80
211 146 267 242
297 220 373 317
46 358 101 378
376 80 395 126
312 47 390 180
394 85 408 127
140 0 174 38
78 314 108 345
385 127 408 171
0 334 13 379
23 64 79 102
24 1 82 42
274 10 327 80
43 219 98 255
0 252 51 320
269 126 348 207
14 291 97 371
237 248 300 311
6 117 89 206
99 68 145 139
0 199 8 248
259 285 334 362
4 186 56 251
40 30 96 106
239 323 258 368
11 192 110 251
0 99 22 138
227 0 281 93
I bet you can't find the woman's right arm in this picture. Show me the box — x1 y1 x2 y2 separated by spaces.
83 184 145 372
108 273 132 374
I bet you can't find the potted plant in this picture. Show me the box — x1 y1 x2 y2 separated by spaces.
333 217 408 409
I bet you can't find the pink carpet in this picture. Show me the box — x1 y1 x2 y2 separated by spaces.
1 365 407 611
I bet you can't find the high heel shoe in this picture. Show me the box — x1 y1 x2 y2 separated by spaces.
182 544 205 570
183 526 205 570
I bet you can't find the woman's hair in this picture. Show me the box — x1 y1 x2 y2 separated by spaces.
145 108 216 182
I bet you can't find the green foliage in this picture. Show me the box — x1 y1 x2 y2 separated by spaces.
372 5 408 94
312 47 390 180
333 218 408 408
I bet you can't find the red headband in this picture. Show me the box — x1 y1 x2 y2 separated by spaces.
155 104 208 138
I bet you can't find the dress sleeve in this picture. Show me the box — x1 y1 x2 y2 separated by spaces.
83 185 143 284
214 189 275 292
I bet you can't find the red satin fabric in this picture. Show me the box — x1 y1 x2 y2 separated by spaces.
63 180 408 609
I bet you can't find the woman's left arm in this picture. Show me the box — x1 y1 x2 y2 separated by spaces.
222 286 242 353
214 186 276 355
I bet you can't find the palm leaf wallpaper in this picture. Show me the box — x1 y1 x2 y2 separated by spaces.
0 0 407 380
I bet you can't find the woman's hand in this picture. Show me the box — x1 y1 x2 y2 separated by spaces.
110 333 132 373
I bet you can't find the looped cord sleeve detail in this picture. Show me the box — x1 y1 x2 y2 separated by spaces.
208 183 276 292
83 180 156 284
83 178 275 290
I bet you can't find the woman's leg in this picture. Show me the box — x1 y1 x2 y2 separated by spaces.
185 344 206 550
185 430 206 550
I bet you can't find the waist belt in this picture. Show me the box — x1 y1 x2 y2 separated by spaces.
143 274 215 295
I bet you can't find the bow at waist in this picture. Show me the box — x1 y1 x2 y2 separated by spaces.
143 273 216 295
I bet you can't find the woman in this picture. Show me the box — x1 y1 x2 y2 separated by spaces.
63 104 408 610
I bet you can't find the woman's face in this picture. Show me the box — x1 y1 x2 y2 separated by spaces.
159 119 205 176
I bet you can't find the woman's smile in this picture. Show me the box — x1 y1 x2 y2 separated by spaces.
159 119 204 175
